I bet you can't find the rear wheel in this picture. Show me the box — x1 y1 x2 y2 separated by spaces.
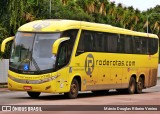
64 79 79 99
127 77 136 94
135 77 144 94
27 91 41 98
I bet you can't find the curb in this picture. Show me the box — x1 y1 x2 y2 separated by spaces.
0 84 8 92
0 87 9 92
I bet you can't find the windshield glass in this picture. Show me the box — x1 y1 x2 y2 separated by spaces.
10 32 61 74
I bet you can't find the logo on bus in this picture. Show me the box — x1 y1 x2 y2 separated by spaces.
85 54 94 75
33 21 50 30
24 64 29 71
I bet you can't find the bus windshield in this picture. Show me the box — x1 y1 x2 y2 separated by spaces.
10 32 61 74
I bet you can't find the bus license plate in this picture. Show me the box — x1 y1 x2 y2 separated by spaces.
23 86 32 90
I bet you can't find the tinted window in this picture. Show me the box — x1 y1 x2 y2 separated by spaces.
148 38 158 54
142 38 148 54
76 30 158 55
76 31 94 54
94 33 105 52
107 34 118 53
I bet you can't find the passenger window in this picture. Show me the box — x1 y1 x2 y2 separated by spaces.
133 37 142 54
124 35 133 53
118 35 125 53
142 38 148 54
84 33 94 52
107 34 118 53
76 30 158 55
95 33 105 52
148 38 158 54
76 30 94 55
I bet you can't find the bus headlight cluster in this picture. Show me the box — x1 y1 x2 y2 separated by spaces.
8 74 60 84
40 75 59 83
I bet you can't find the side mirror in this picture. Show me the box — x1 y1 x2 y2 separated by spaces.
52 37 70 55
1 36 14 52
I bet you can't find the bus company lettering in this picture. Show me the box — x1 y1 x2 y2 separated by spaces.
96 59 135 67
85 54 136 75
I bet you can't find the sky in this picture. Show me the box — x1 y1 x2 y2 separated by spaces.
110 0 160 11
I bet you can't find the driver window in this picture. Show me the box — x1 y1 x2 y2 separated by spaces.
57 43 67 66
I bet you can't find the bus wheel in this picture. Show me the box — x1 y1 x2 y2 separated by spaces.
135 77 144 94
64 79 79 99
27 91 41 98
127 77 136 94
92 90 109 95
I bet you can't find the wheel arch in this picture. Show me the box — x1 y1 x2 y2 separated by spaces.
72 75 82 91
131 74 137 81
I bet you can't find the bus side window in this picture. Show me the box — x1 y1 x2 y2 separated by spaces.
124 35 132 53
57 43 67 67
133 37 142 54
95 32 105 52
61 29 78 60
76 30 94 55
107 34 118 53
104 33 108 52
142 38 148 54
118 35 125 53
148 38 158 55
76 32 85 55
84 33 93 52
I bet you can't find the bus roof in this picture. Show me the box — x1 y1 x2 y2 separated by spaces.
18 19 158 38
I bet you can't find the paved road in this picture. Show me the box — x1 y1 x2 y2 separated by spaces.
0 79 160 114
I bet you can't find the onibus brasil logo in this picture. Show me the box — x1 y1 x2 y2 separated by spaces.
85 54 94 75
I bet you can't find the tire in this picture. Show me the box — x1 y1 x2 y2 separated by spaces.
27 91 41 98
64 79 79 99
92 90 109 95
127 77 136 94
135 77 144 94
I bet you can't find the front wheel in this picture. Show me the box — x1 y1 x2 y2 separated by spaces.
64 79 79 99
27 91 41 98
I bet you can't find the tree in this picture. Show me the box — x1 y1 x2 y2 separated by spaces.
0 26 10 59
8 0 25 34
52 0 94 21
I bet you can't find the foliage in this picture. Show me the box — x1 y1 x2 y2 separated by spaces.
0 26 10 59
0 0 160 59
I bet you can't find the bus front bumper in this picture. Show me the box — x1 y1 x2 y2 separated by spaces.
7 71 68 93
8 78 57 93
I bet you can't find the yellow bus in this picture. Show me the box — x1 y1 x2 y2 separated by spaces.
1 20 159 99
